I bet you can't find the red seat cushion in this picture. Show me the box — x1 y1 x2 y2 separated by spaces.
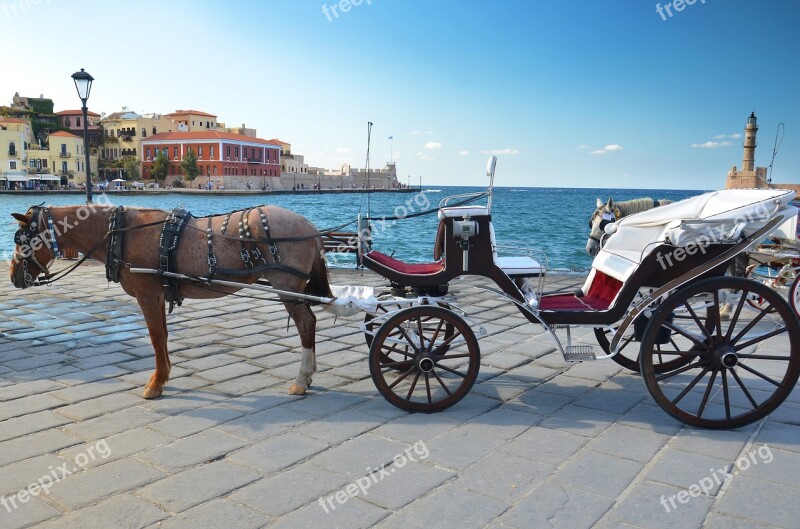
365 251 445 275
540 271 623 311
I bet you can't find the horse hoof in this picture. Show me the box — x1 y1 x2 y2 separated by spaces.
288 383 307 396
143 386 163 399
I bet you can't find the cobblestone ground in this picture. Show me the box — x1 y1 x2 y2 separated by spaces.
1 262 799 529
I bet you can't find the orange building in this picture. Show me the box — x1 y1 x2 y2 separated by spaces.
140 131 281 188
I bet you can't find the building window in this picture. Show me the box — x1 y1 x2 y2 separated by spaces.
146 148 151 159
174 147 178 159
10 161 16 170
142 128 146 137
210 146 214 159
226 146 231 159
76 117 81 128
153 127 157 135
198 146 202 158
235 147 239 158
8 142 15 156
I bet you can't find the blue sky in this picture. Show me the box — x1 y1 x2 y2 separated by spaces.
1 0 798 189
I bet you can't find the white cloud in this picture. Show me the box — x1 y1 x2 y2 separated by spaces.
425 141 442 150
480 148 521 155
416 151 433 161
458 150 469 156
589 144 623 155
410 130 434 135
578 144 587 150
691 141 732 149
730 133 742 139
713 133 742 140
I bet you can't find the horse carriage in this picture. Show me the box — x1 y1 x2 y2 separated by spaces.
9 157 800 430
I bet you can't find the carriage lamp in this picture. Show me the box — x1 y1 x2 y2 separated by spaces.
71 68 94 204
454 218 478 271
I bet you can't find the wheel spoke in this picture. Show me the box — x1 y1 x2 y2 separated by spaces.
729 368 760 408
432 369 452 395
396 325 421 353
416 316 425 349
697 369 718 418
731 307 770 345
436 363 467 378
381 360 414 370
429 318 445 346
388 366 416 389
737 352 791 361
736 362 782 387
722 369 731 419
736 327 788 350
725 293 748 341
671 367 710 405
684 301 713 343
405 370 421 400
655 361 703 382
436 353 472 361
380 344 415 359
425 372 432 403
431 329 464 355
712 291 723 341
664 321 708 348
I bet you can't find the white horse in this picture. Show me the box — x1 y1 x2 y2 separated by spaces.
586 197 673 256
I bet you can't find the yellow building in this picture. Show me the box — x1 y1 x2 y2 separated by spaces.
165 110 218 132
100 110 177 179
41 131 95 186
0 117 33 188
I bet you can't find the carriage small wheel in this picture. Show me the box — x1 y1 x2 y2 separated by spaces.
744 266 781 313
640 277 800 429
364 298 455 371
369 306 480 412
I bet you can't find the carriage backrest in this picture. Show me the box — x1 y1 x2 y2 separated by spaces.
581 189 797 297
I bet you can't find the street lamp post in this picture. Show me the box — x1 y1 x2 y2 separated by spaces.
71 68 94 203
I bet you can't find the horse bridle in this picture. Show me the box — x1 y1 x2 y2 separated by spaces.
13 206 60 287
588 208 618 245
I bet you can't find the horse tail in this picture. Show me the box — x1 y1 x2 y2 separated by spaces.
305 236 333 304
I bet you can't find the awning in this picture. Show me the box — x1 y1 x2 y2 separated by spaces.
35 174 61 181
2 175 28 181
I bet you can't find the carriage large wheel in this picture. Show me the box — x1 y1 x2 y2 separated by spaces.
640 277 800 429
789 274 800 319
369 306 480 412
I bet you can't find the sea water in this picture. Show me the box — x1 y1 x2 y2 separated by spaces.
0 187 701 270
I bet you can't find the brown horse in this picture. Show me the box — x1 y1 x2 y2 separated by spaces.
9 202 331 399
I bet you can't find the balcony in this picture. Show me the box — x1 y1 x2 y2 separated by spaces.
27 168 47 174
59 152 72 158
247 158 262 164
120 135 133 142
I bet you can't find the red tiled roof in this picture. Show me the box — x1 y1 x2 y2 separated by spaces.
0 118 29 124
270 139 291 146
55 109 101 117
49 131 82 139
165 109 217 118
141 131 281 146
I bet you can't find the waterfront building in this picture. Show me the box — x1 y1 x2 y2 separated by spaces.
3 92 60 143
140 131 281 189
0 119 94 188
218 122 257 138
726 112 800 192
55 109 102 148
99 109 177 180
165 110 218 132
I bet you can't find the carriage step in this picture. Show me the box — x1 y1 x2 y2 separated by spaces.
564 346 596 362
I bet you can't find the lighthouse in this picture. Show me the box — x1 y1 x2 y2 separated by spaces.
726 112 768 189
742 111 758 172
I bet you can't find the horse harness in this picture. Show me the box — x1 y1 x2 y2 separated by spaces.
13 205 59 287
589 200 662 244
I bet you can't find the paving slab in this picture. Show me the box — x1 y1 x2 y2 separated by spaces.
2 264 800 528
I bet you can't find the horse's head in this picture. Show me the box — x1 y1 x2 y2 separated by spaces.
9 206 58 289
586 197 617 256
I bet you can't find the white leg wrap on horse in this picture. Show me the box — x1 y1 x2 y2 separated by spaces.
294 346 315 389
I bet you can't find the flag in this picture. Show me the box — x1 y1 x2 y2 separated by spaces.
388 136 393 140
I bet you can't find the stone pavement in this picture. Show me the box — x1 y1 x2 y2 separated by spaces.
0 262 799 529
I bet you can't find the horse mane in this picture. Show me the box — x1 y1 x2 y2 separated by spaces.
615 198 672 217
